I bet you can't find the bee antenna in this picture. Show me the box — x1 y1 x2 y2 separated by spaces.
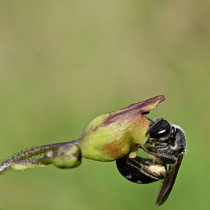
147 117 154 123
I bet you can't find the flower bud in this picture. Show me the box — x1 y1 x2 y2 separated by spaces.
52 144 81 169
78 95 165 161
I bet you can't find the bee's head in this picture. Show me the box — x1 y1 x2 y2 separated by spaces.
146 119 172 141
144 119 186 164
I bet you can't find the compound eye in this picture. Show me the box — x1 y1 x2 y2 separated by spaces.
147 119 171 140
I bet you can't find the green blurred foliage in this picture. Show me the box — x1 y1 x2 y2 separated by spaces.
0 0 210 209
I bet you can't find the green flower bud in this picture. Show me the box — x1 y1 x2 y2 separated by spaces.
52 144 81 169
78 95 165 161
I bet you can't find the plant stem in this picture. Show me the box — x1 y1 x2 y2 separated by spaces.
0 139 79 174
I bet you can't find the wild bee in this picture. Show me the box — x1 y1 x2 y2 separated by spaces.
116 118 186 206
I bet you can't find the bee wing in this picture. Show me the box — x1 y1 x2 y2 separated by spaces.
156 154 184 206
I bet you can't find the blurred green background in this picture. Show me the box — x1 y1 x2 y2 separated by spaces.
0 0 210 209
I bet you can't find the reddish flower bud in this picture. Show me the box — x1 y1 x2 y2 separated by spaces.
78 95 166 161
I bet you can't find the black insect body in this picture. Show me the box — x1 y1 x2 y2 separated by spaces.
116 156 166 184
116 118 186 206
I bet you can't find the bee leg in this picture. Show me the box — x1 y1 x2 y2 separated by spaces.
116 155 166 184
140 144 177 164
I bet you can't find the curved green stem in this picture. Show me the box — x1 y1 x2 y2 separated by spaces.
0 139 79 174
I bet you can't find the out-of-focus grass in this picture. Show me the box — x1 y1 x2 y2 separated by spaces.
0 1 210 209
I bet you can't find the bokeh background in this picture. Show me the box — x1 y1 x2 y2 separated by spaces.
0 0 210 210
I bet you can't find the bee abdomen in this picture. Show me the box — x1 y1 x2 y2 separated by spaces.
116 156 166 184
